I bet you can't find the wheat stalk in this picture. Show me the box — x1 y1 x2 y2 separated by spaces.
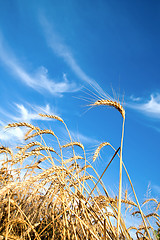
90 98 125 239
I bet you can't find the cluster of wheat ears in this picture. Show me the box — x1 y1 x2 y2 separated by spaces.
0 97 159 240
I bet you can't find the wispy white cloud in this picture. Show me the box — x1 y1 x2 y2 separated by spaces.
71 131 99 145
0 118 26 144
0 103 58 143
0 125 25 143
39 16 107 98
0 33 80 96
0 103 57 123
130 95 141 102
127 93 160 119
13 103 56 122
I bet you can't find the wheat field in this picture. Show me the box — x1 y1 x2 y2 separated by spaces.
0 99 159 239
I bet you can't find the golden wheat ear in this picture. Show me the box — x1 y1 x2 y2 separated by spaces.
39 113 64 123
93 142 113 162
90 99 125 119
5 122 40 130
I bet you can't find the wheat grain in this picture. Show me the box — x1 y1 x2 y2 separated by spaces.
25 129 56 140
64 155 83 164
15 141 44 158
142 198 158 206
93 142 111 162
5 122 40 130
0 146 13 159
62 142 84 151
156 202 160 211
32 146 56 153
39 113 64 123
91 99 125 119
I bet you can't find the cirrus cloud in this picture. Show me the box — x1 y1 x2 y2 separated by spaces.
0 32 80 96
39 15 107 98
127 93 160 119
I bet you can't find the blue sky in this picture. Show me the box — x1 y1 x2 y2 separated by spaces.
0 0 160 205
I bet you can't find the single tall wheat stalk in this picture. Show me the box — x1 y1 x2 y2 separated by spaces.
91 98 125 239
